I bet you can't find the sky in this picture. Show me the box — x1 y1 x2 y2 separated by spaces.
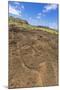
8 1 58 30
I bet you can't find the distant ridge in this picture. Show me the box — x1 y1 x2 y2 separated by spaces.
9 16 29 25
8 16 58 34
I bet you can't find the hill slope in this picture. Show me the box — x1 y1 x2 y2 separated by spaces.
9 16 58 34
9 17 58 88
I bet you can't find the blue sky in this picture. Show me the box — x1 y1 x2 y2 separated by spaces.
8 1 58 30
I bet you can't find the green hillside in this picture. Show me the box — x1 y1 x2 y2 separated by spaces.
8 16 58 34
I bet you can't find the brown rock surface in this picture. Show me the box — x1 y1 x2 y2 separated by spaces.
9 26 58 88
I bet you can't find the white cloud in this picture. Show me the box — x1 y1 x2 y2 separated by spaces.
14 2 24 10
9 2 25 17
36 13 42 19
14 2 20 5
49 22 57 29
9 5 21 16
43 4 57 12
14 2 24 9
36 16 41 19
35 4 57 20
21 5 24 9
29 17 32 21
37 13 42 16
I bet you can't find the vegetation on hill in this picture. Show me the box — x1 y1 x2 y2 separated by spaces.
9 16 58 34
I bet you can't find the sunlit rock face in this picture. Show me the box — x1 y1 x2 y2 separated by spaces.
9 25 58 89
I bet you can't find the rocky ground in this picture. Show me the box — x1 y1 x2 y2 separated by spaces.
9 25 58 88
